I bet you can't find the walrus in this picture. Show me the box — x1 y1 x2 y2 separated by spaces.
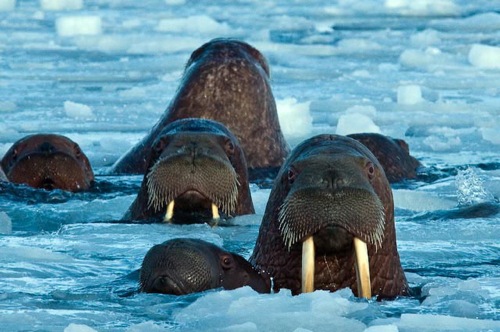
140 238 270 295
123 118 254 223
348 133 421 183
1 134 94 192
250 134 409 299
109 38 289 180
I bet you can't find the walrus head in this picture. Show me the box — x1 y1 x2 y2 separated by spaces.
140 238 270 295
124 118 254 223
250 134 409 299
0 134 94 192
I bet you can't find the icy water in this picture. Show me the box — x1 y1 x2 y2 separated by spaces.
0 0 499 331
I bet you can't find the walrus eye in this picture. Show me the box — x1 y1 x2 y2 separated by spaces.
287 166 298 184
221 255 234 270
366 162 375 180
153 140 165 154
225 139 235 155
74 144 82 158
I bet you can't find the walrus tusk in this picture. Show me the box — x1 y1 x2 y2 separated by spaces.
353 237 371 299
211 203 220 220
301 235 315 293
164 201 175 222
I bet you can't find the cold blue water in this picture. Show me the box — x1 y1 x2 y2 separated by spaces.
0 0 499 331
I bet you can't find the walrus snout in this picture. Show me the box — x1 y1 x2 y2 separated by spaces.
146 149 239 222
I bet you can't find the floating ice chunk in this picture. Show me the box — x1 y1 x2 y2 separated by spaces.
364 325 398 332
56 16 102 37
157 15 232 36
40 0 83 11
336 113 381 136
455 167 494 206
398 314 500 331
410 29 441 47
0 211 12 235
384 0 459 16
126 321 170 332
397 85 423 105
430 12 500 32
276 97 313 139
399 47 459 71
0 0 15 11
64 100 94 118
480 127 500 144
175 287 367 331
165 0 185 4
64 324 97 332
468 44 500 69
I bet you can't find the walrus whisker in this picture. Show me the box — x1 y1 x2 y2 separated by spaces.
353 237 371 299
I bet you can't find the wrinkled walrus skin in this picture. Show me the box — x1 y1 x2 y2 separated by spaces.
123 118 254 223
250 134 409 299
1 133 94 192
140 238 270 295
348 133 421 183
110 38 289 180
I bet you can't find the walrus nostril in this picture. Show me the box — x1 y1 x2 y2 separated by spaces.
39 142 55 154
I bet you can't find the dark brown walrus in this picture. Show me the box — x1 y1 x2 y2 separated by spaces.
250 134 409 299
348 133 421 183
109 38 289 180
1 134 94 192
140 238 270 295
123 118 254 223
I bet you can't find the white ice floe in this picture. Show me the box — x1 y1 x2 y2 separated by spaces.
276 97 313 140
41 0 83 11
468 44 500 69
397 85 423 105
335 106 381 135
156 15 233 36
0 0 15 11
64 101 94 118
56 16 102 37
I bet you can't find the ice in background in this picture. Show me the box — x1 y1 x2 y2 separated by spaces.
0 0 499 331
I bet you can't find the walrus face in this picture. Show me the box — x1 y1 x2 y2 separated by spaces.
1 134 94 191
145 131 240 223
247 134 409 299
277 149 386 297
140 238 270 295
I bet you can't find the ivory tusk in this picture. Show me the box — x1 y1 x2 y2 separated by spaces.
164 201 174 222
353 237 371 299
211 203 220 220
301 235 315 293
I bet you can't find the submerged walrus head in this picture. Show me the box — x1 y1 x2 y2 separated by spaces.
140 238 270 295
1 134 94 192
250 134 409 299
124 118 254 223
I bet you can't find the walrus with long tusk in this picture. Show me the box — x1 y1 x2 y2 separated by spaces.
250 134 409 299
109 38 289 181
123 118 254 224
1 133 94 192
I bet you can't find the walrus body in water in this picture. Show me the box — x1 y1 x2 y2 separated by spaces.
1 133 94 192
250 134 409 299
110 38 289 180
123 118 254 224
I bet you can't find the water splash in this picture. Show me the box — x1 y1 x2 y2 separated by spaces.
455 167 494 206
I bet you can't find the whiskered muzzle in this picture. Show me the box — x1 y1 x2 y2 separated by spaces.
278 187 385 250
146 155 240 220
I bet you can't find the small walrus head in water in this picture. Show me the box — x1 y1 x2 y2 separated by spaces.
250 134 409 299
123 118 254 223
140 238 270 295
0 133 94 191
